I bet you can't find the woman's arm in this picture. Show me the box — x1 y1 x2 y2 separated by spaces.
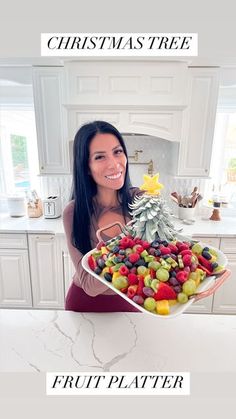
63 201 115 297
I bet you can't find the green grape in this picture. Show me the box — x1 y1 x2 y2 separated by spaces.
137 266 148 276
156 268 169 282
182 279 197 296
148 261 161 271
177 293 188 304
144 297 156 312
112 276 128 290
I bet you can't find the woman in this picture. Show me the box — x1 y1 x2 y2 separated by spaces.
63 120 142 312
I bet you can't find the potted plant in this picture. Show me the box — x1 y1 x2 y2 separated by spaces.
227 158 236 182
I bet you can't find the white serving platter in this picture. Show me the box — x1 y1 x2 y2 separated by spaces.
82 243 229 319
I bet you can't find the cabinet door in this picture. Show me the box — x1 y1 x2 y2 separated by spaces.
0 249 32 307
58 236 75 296
177 67 220 177
212 254 236 314
32 67 70 174
28 234 65 308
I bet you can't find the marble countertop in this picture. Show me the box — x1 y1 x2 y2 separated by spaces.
0 309 236 372
1 211 236 237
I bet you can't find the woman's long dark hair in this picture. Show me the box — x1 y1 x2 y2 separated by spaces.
70 121 133 254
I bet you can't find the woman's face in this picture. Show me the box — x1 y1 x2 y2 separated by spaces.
88 133 127 192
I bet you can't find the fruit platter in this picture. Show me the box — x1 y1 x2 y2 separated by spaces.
82 222 230 318
82 173 230 317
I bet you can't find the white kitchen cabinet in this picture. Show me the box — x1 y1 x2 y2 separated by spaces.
0 234 32 308
212 238 236 314
32 66 70 174
28 234 65 309
176 67 220 177
64 60 188 107
58 235 75 296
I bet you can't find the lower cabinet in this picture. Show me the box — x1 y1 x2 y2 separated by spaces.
58 235 75 297
0 248 32 307
28 234 65 309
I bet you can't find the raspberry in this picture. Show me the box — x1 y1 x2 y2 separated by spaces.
182 255 192 266
141 241 150 250
168 244 178 254
176 270 189 284
128 253 140 263
160 246 171 255
119 237 132 249
127 273 138 285
127 285 138 298
119 265 129 276
180 249 193 256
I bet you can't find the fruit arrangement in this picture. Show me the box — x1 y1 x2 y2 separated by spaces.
87 234 225 316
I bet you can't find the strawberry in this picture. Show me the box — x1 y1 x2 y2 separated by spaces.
88 255 97 271
137 276 145 296
197 255 213 272
149 268 156 279
153 282 177 301
197 263 213 276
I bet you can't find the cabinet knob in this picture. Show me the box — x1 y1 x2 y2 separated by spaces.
41 166 44 170
205 168 208 173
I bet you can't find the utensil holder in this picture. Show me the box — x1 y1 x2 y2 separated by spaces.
178 206 196 220
27 199 43 218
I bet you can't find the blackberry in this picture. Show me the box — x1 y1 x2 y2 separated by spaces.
97 258 105 269
202 251 212 260
211 262 218 270
112 246 120 253
135 258 147 267
104 272 112 282
125 261 133 269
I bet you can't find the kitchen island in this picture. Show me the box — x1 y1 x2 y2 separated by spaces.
0 309 236 372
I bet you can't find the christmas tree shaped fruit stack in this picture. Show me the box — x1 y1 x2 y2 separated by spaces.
129 173 178 242
84 174 228 317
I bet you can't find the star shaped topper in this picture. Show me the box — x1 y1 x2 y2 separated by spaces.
140 173 164 195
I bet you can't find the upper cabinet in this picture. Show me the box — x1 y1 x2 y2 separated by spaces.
31 61 220 177
64 60 188 107
176 67 220 177
32 67 70 174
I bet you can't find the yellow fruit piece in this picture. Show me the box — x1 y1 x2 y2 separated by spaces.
168 299 177 306
101 267 110 274
101 246 109 255
112 271 122 280
156 300 170 315
209 255 217 263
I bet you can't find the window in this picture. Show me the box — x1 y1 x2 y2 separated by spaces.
0 107 39 195
207 85 236 206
